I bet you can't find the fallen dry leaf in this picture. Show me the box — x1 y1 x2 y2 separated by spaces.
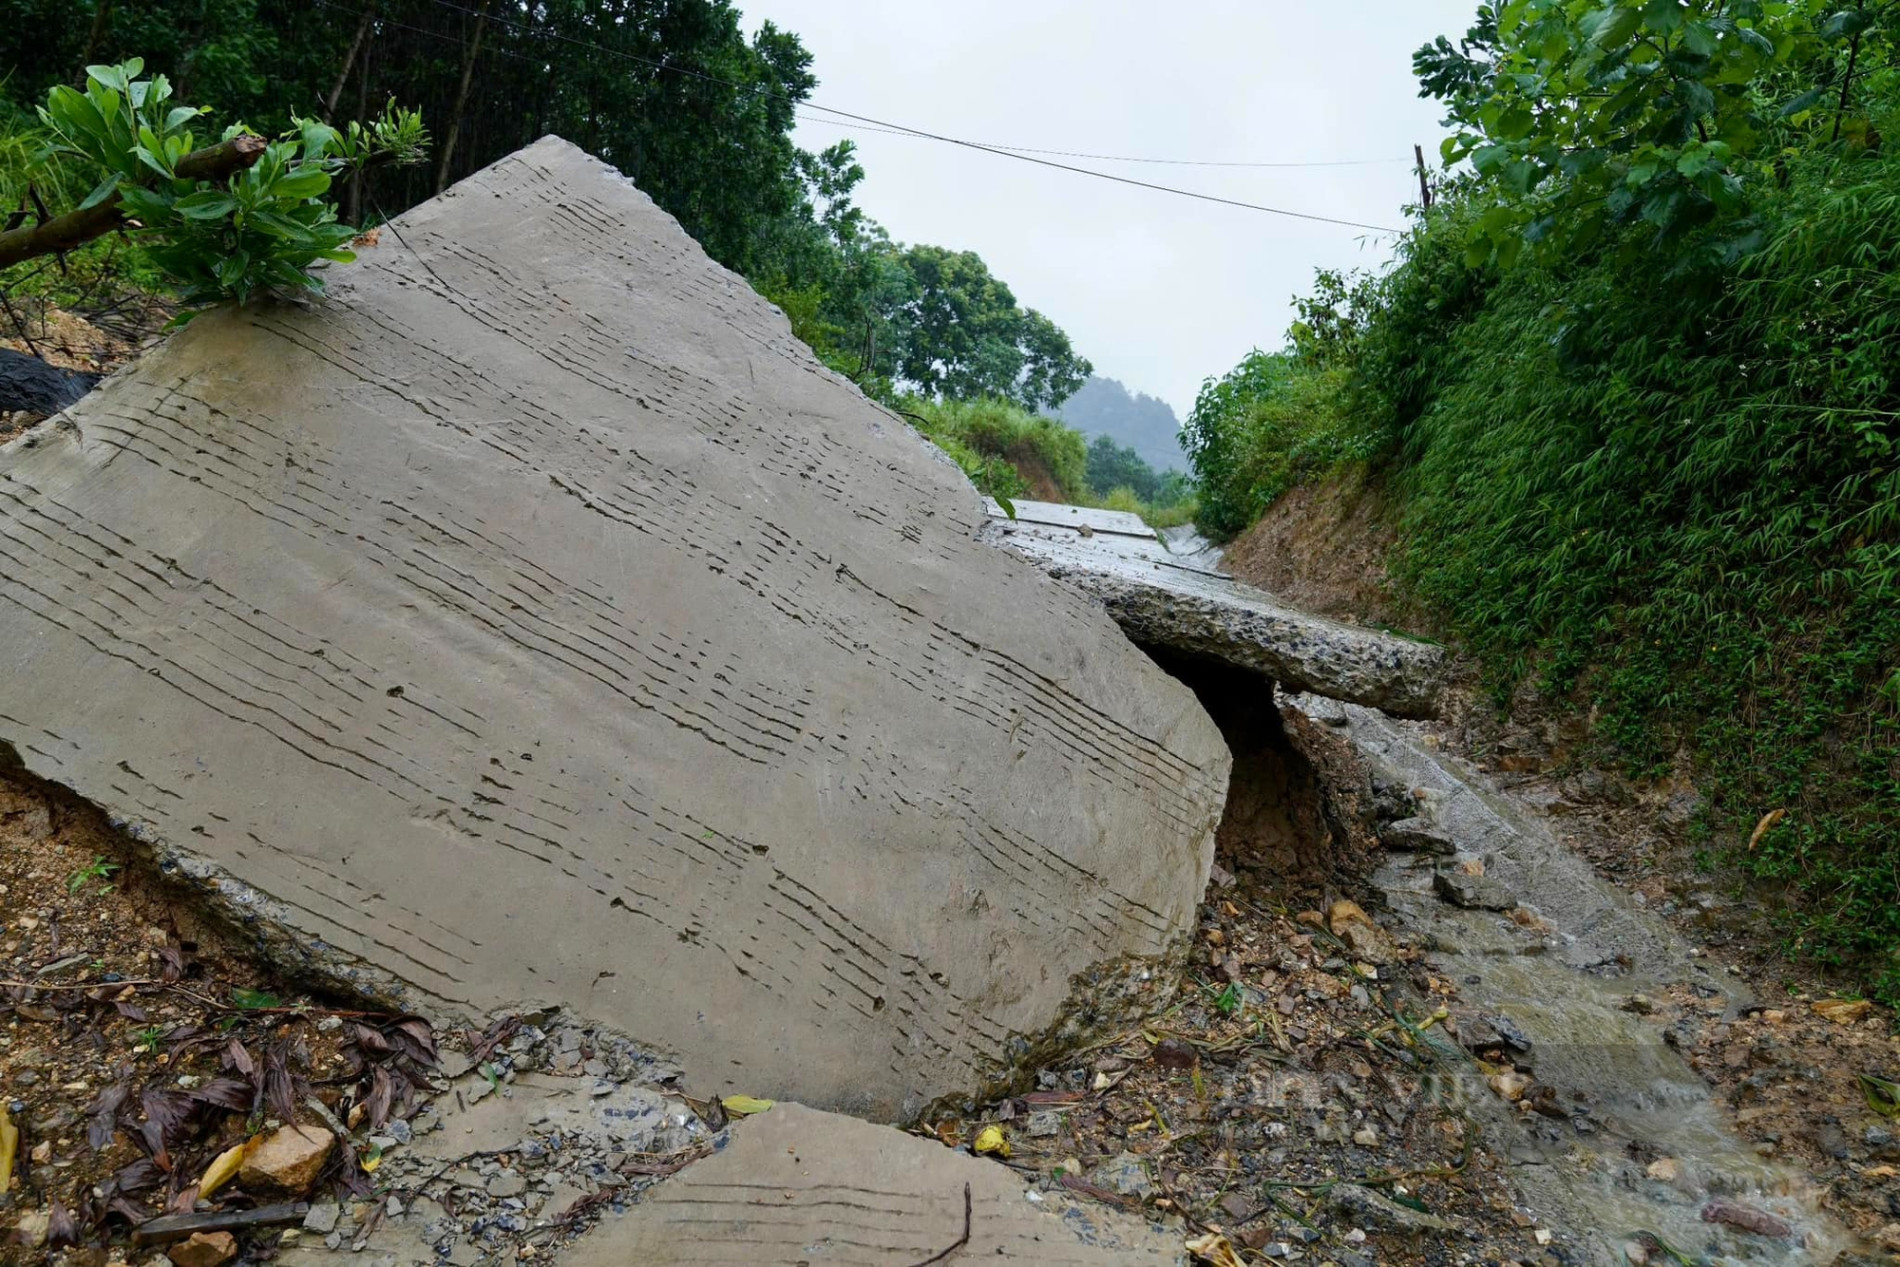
0 1103 16 1193
198 1139 253 1200
1185 1231 1246 1267
1747 808 1786 851
720 1095 774 1118
972 1124 1010 1159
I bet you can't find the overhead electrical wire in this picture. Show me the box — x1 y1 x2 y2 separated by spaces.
364 0 1407 234
793 113 1410 170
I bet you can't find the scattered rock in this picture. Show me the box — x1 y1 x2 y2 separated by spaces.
167 1232 237 1267
1433 868 1516 911
1379 816 1455 854
1700 1198 1792 1239
1328 1182 1458 1233
1091 1151 1156 1199
303 1203 341 1234
0 348 99 416
1328 899 1373 932
1488 1071 1532 1102
487 1170 527 1198
1644 1157 1680 1183
1813 998 1872 1025
1621 993 1654 1015
1150 1038 1197 1069
237 1124 335 1196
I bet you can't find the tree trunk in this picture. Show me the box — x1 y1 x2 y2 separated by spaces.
0 135 268 269
324 1 377 120
76 0 117 78
435 0 490 194
347 37 371 225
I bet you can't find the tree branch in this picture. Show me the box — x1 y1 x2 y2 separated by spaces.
0 134 267 271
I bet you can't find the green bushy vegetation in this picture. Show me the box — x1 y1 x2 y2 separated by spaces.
1187 0 1900 999
1 2 1088 412
903 397 1197 528
900 396 1088 504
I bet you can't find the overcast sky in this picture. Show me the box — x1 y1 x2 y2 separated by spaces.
742 1 1478 417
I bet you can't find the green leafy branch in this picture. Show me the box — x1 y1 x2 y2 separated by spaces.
4 58 426 318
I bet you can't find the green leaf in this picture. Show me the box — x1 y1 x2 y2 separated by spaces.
164 106 203 133
174 191 239 221
1860 1073 1900 1118
1497 105 1537 141
249 208 316 241
269 168 332 201
1589 5 1644 49
1472 144 1512 175
1641 0 1682 34
1778 86 1829 118
1682 21 1718 56
85 62 132 94
77 172 122 211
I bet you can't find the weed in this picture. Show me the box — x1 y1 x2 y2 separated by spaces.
65 856 119 897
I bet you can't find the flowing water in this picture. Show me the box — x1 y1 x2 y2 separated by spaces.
1283 692 1864 1266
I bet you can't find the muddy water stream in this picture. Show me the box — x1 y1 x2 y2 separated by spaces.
1283 692 1861 1265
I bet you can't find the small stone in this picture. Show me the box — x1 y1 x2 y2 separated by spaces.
1024 1110 1062 1138
1645 1157 1680 1182
12 1211 50 1248
1379 817 1455 854
166 1232 237 1267
303 1203 341 1234
1488 1071 1531 1102
1433 868 1516 911
237 1124 335 1197
1621 994 1653 1015
315 1015 343 1033
30 1140 51 1163
1091 1152 1155 1199
1352 1126 1380 1147
488 1170 528 1198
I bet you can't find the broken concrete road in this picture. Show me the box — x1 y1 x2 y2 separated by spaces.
981 501 1444 717
0 137 1229 1121
559 1104 1182 1266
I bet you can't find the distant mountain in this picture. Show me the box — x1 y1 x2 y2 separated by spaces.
1053 376 1185 473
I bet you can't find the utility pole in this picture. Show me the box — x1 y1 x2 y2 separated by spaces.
1414 144 1432 210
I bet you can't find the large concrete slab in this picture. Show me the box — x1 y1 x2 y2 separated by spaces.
0 137 1229 1121
981 500 1443 717
562 1104 1183 1266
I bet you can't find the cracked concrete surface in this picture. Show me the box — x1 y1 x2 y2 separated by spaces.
0 136 1230 1123
979 500 1443 717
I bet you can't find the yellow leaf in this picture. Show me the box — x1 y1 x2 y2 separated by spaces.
721 1095 775 1118
0 1104 16 1193
1747 808 1785 851
198 1140 252 1200
1185 1231 1246 1267
972 1125 1010 1159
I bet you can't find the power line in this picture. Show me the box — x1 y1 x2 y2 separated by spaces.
794 114 1410 170
390 0 1406 233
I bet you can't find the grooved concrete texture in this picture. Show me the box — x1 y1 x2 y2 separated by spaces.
0 137 1229 1121
563 1104 1183 1266
980 501 1444 718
